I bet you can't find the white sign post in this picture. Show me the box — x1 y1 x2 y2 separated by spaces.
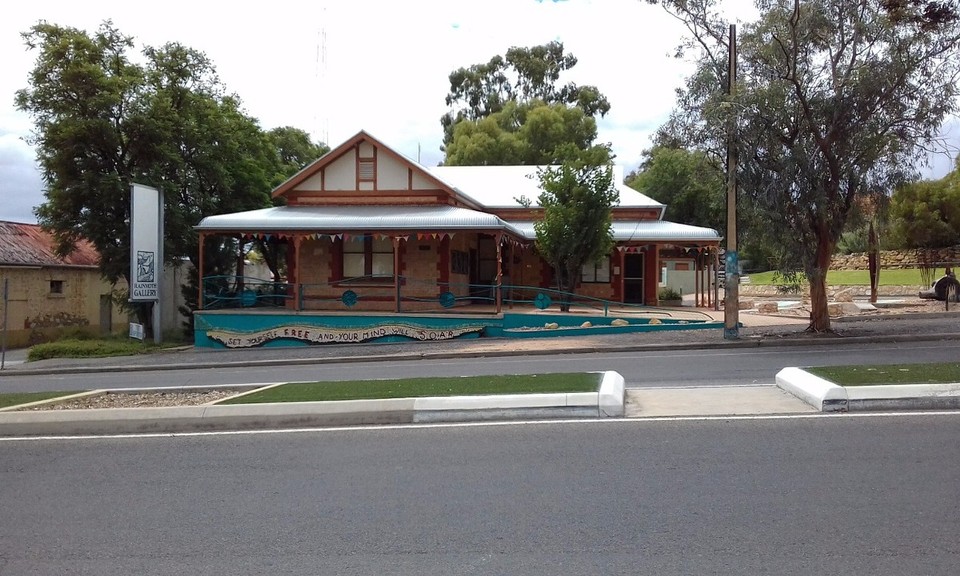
130 183 163 344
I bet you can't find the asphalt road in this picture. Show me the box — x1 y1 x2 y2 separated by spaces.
1 414 958 575
2 339 959 393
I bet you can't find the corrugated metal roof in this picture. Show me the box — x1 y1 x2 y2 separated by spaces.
427 165 665 211
507 220 721 242
0 221 100 268
196 206 526 237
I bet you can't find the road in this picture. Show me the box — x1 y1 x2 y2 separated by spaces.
1 414 958 575
1 339 959 393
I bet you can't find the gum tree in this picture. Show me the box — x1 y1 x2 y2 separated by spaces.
652 0 960 331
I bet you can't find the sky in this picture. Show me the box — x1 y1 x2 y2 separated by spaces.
1 0 957 224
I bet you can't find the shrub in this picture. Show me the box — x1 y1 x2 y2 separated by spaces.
658 286 683 301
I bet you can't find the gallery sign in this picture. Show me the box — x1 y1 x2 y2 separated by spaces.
207 324 484 348
130 183 163 302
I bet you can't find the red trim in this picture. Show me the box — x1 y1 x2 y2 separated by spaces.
330 238 343 281
645 245 659 304
438 236 450 289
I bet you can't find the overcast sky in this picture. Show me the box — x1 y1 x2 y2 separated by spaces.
1 0 957 224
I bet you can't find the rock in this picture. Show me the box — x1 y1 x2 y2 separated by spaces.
611 318 629 326
544 322 559 329
756 301 779 314
841 302 861 315
649 318 662 325
834 288 854 302
738 300 754 310
827 302 861 316
580 321 592 328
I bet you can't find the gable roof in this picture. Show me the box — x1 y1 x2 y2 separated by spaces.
427 165 665 212
270 130 483 209
0 221 100 268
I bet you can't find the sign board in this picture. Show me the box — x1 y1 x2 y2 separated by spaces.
130 184 162 302
129 322 145 341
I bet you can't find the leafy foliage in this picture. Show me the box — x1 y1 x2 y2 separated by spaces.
625 146 723 231
443 100 612 166
15 21 324 333
889 157 960 249
534 164 619 310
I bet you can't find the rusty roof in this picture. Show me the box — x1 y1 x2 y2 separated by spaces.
0 221 100 268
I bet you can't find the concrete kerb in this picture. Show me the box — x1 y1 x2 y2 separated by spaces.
4 332 960 377
0 371 626 437
776 367 960 412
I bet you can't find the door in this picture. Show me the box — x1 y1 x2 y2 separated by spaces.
623 253 645 304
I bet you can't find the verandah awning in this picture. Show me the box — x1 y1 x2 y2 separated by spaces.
195 206 720 243
195 205 525 237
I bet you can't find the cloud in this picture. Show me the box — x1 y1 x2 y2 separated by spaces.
0 130 43 223
3 0 951 227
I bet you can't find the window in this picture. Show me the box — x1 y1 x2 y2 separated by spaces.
581 258 611 283
49 280 64 294
358 158 375 181
343 235 394 279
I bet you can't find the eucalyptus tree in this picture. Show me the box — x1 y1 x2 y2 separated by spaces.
443 100 612 166
652 0 960 331
440 41 611 150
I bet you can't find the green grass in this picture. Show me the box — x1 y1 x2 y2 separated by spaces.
27 339 181 362
221 373 601 404
806 363 960 386
0 391 77 410
747 268 926 286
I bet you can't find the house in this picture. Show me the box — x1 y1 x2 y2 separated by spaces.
0 221 127 347
192 131 721 348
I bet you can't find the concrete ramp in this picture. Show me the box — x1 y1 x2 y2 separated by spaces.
625 385 817 418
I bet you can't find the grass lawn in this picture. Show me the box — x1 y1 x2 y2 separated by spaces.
806 363 960 386
0 391 77 409
747 268 928 286
221 373 601 404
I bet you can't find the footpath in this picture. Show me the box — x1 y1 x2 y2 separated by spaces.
1 309 959 436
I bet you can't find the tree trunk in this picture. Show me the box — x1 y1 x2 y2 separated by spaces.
559 268 571 312
807 234 834 332
868 221 879 304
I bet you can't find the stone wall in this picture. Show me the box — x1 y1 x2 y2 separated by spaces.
0 266 125 348
831 247 960 270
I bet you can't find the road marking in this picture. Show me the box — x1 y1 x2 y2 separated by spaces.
2 409 960 442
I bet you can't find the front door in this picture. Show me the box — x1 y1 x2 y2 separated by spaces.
623 253 645 304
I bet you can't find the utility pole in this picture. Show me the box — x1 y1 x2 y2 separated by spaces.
724 23 740 340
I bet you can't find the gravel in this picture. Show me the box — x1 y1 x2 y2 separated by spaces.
23 389 239 411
